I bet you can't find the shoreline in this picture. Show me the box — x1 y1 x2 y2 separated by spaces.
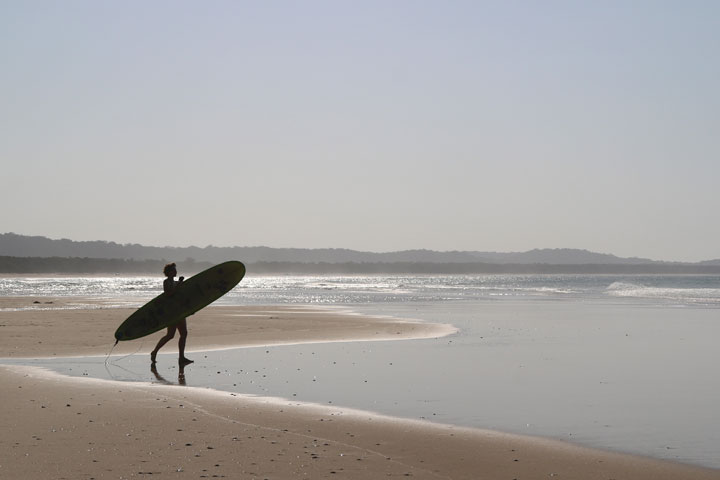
1 297 718 478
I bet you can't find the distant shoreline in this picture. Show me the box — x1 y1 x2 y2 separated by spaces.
2 255 720 275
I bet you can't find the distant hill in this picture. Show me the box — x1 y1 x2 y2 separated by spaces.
470 248 661 265
698 259 720 266
0 232 693 266
0 256 212 274
0 234 479 264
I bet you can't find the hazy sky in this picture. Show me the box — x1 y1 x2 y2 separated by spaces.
2 1 719 261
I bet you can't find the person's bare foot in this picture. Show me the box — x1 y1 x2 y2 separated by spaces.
179 357 194 366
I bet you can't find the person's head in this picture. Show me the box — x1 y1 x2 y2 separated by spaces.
163 263 177 277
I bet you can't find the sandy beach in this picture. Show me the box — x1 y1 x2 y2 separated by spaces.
1 297 718 479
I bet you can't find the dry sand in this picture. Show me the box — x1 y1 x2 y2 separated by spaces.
1 297 718 479
0 297 453 358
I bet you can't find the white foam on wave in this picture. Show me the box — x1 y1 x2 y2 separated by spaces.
606 281 720 304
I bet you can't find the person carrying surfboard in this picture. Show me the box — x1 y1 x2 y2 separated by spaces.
150 263 194 365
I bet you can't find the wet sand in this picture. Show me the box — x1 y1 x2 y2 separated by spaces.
1 297 718 479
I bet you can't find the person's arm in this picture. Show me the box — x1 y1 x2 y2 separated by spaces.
164 276 185 296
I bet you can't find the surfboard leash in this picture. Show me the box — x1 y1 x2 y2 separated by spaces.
104 340 118 366
105 338 145 366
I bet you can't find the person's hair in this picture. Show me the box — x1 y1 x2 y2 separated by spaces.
163 263 177 276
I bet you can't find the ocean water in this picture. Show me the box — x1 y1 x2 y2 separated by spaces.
3 273 720 307
2 274 720 468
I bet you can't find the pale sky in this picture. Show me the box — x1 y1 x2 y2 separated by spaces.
2 1 719 262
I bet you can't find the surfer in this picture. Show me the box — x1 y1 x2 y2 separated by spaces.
150 263 194 365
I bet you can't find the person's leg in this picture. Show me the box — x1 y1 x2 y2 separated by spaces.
177 319 193 364
151 326 177 363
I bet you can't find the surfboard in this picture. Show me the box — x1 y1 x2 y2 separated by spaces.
114 261 246 342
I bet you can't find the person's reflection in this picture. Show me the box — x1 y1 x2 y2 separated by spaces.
151 363 188 386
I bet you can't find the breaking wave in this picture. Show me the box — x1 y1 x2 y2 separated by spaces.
606 281 720 305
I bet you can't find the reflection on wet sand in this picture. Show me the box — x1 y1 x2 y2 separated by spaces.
151 363 187 386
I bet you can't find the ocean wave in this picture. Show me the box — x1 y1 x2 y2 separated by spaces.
606 281 720 304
